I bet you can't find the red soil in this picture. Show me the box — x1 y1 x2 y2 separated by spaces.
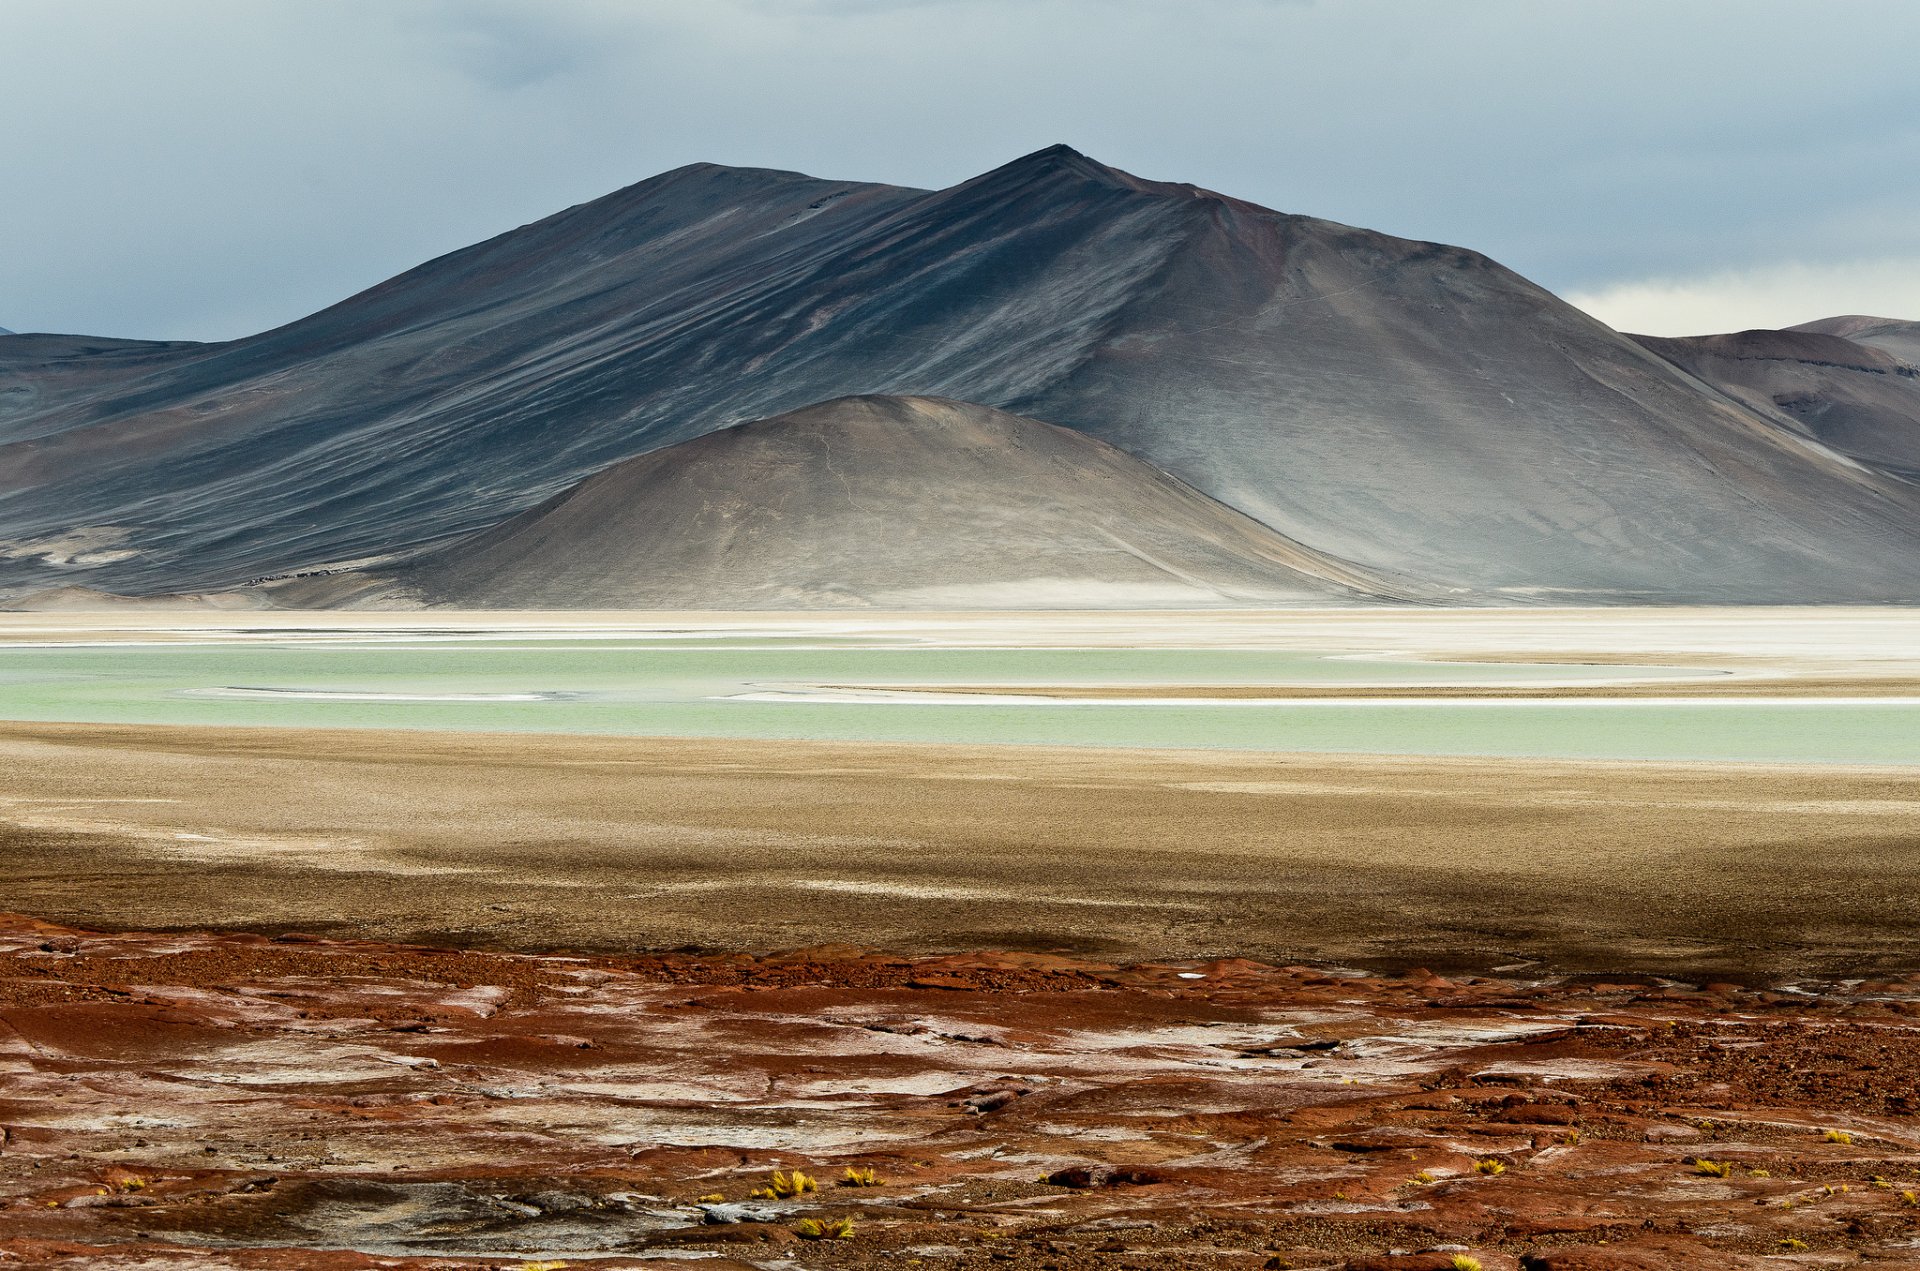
4 914 1920 1269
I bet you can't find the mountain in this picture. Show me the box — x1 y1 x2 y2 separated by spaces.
1790 315 1920 365
296 395 1405 609
5 145 1920 605
1634 326 1920 481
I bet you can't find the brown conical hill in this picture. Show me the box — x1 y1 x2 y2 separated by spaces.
376 395 1406 610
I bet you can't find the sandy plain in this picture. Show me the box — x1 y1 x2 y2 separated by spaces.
0 725 1917 981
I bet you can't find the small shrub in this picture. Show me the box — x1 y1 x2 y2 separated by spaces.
1901 1189 1919 1207
1824 1129 1853 1144
1410 1170 1435 1185
1473 1159 1505 1176
841 1166 882 1187
1780 1238 1808 1251
794 1215 856 1240
1562 1129 1581 1145
1693 1158 1732 1177
696 1192 724 1203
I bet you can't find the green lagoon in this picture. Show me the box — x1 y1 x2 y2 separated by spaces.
0 637 1914 765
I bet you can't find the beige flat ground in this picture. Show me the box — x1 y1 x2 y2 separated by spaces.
3 719 1917 981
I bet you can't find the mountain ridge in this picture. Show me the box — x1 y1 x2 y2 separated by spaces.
1634 325 1920 481
4 147 1920 606
1790 314 1920 365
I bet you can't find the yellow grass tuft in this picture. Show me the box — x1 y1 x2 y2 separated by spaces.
696 1192 724 1203
1450 1257 1483 1271
794 1215 856 1240
1824 1128 1853 1144
1692 1158 1732 1177
841 1166 882 1187
750 1169 818 1199
1473 1159 1505 1176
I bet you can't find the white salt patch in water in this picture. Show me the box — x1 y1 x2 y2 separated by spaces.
185 686 568 703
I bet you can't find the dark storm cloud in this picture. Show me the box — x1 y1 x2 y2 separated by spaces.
3 0 1917 340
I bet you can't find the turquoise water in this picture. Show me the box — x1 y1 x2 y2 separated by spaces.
0 639 1913 764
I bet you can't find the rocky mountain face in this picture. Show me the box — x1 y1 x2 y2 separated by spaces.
5 146 1920 607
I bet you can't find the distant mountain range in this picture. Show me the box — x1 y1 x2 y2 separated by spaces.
3 146 1918 609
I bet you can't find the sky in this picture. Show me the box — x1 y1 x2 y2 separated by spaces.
3 0 1918 342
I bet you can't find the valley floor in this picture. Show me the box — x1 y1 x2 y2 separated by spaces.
3 609 1919 1267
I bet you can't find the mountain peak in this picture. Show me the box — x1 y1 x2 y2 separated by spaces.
970 143 1153 194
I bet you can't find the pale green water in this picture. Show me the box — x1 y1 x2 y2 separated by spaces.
0 639 1914 764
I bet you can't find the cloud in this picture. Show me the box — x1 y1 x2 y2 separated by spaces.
415 1 616 91
1567 259 1920 337
4 0 1920 340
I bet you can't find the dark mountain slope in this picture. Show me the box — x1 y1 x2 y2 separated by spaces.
0 333 203 445
0 150 1221 596
331 395 1403 610
5 147 1920 603
0 163 931 593
1635 328 1920 480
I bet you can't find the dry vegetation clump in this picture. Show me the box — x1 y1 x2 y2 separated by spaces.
752 1169 817 1199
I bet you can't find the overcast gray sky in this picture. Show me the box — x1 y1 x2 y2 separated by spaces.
4 0 1917 341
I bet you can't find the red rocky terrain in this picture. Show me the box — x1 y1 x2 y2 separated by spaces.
4 913 1920 1269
